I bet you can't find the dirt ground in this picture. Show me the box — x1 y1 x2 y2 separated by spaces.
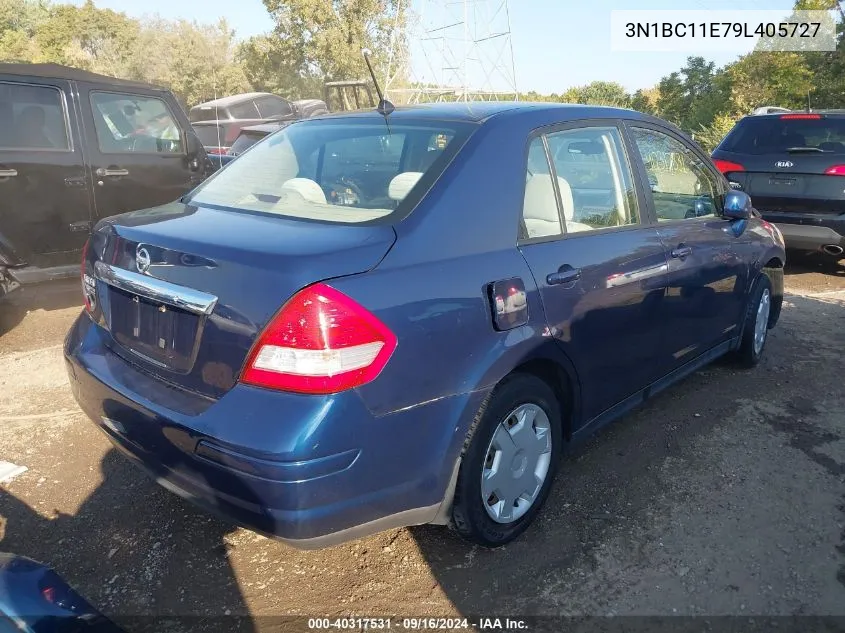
1 251 844 630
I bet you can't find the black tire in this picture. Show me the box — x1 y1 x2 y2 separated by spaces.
734 274 773 368
451 372 563 547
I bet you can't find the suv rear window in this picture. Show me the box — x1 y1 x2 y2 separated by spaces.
189 105 227 122
187 119 474 224
720 116 845 155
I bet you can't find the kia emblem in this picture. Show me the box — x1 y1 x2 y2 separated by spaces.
775 161 794 168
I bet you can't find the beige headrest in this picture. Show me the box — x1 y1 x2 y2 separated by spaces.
280 178 327 204
388 172 424 201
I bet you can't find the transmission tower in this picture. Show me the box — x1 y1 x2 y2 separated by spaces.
385 0 518 104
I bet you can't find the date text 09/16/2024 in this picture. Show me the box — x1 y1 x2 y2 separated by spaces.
624 21 822 39
307 617 529 630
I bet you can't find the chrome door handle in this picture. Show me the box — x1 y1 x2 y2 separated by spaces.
96 168 129 177
671 246 692 259
0 169 18 178
547 267 582 285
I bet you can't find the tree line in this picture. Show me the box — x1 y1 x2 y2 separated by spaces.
1 0 842 151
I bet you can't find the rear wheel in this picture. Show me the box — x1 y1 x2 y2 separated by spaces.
734 274 772 368
451 373 562 547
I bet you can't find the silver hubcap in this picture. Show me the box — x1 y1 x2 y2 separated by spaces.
481 403 553 524
754 288 771 355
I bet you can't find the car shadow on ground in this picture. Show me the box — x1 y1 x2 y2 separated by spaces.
0 449 257 633
0 279 82 335
409 292 845 618
784 251 845 279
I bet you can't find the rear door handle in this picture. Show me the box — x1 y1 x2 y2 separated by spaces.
0 169 18 178
671 246 692 259
547 267 582 285
96 168 129 177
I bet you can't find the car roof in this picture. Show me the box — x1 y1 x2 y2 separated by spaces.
191 92 280 109
0 63 166 91
310 101 657 124
746 111 845 119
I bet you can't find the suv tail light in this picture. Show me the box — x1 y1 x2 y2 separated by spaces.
780 113 821 120
713 159 745 175
824 165 845 176
240 283 397 394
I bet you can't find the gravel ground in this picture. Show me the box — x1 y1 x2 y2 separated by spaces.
1 251 844 630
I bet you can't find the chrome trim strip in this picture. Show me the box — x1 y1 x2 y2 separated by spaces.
606 262 669 288
94 261 218 315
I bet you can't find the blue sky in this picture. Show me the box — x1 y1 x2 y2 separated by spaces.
72 0 797 93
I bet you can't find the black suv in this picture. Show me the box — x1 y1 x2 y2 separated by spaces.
0 63 210 301
712 111 845 258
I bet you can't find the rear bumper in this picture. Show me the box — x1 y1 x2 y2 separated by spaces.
64 314 480 548
760 211 845 252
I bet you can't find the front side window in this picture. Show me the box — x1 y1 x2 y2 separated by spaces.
90 92 182 154
187 119 475 224
0 82 69 150
631 127 719 221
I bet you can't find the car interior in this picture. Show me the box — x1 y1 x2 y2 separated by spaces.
191 123 466 222
522 128 638 239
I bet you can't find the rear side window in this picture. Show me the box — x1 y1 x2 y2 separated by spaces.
720 117 845 155
547 127 639 230
187 119 475 224
90 92 183 154
229 101 260 119
254 96 292 118
0 82 70 150
190 105 228 122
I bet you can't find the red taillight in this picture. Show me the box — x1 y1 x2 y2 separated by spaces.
240 283 397 394
206 147 227 155
713 159 745 175
824 165 845 176
780 113 821 120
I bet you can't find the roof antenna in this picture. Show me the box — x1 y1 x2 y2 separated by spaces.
362 49 395 117
807 90 812 113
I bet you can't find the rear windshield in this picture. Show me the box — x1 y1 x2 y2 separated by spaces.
720 116 845 155
186 119 475 224
228 130 267 156
192 124 226 147
189 105 228 123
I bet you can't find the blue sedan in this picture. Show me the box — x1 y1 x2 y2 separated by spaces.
65 103 785 548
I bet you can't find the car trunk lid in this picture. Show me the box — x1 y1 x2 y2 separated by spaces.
87 202 396 399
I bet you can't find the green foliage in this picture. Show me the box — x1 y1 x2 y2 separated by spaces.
560 81 631 107
693 112 740 153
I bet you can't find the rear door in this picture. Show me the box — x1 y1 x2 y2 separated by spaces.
628 123 747 369
518 122 669 422
713 114 845 217
80 85 199 221
0 77 93 268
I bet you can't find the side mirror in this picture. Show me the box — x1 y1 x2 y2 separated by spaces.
723 190 753 220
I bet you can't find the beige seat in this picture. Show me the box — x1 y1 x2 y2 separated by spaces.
388 172 424 201
523 174 592 238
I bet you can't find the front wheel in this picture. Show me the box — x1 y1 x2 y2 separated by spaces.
734 274 772 368
451 373 562 547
